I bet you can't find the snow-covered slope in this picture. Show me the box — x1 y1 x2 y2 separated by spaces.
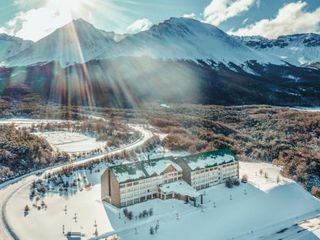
0 34 32 62
236 33 320 66
1 18 318 68
4 19 117 67
2 18 283 67
101 17 282 65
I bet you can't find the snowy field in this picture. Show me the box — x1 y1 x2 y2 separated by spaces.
291 107 320 112
0 118 74 128
34 131 107 153
0 118 107 153
5 161 113 240
5 161 320 240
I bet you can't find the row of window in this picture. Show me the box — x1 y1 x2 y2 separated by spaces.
192 169 238 187
121 189 158 201
221 170 238 176
192 166 237 180
120 173 182 188
192 171 219 180
193 163 237 175
120 194 157 207
120 177 182 198
192 176 219 186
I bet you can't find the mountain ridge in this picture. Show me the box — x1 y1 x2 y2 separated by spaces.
236 33 320 66
1 17 284 68
1 18 319 68
0 33 33 62
97 17 282 66
3 18 118 67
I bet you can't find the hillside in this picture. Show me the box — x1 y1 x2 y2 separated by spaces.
1 57 319 107
2 18 283 67
236 33 320 66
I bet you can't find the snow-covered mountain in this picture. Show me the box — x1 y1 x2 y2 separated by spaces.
3 19 117 67
0 34 32 62
100 17 282 65
0 18 319 107
236 33 320 66
2 18 284 67
1 18 319 68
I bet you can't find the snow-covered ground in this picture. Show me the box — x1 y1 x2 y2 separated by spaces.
291 107 320 112
0 118 106 153
5 161 320 240
160 104 170 109
0 118 73 128
0 123 154 240
34 131 107 153
6 182 111 240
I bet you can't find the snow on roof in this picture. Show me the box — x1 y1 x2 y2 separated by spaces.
111 164 147 183
160 180 200 198
182 150 237 171
111 158 182 183
143 158 182 176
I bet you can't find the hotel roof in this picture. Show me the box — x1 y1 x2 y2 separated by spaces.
159 180 200 198
110 157 182 183
143 158 182 176
180 149 237 171
111 163 147 183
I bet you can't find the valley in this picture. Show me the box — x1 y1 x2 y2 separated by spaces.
0 115 319 240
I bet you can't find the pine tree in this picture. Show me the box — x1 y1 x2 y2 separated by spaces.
150 226 154 235
24 205 30 212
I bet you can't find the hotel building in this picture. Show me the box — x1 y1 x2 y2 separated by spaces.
175 149 239 190
101 149 238 208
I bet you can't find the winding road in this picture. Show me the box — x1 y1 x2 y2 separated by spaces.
0 123 154 240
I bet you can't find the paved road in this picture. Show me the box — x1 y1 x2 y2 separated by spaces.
0 124 154 240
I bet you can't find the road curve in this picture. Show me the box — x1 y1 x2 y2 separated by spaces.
0 124 154 240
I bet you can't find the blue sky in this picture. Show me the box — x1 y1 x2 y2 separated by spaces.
0 0 319 41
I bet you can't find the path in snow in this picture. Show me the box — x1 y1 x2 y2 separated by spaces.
0 121 154 240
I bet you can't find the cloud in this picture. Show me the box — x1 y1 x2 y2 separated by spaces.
126 18 153 34
229 1 320 39
1 8 74 41
183 13 196 19
1 0 92 41
204 0 255 26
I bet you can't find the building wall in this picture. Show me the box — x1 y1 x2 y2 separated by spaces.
174 158 191 184
118 170 182 207
101 157 239 208
191 166 221 190
101 169 121 207
110 171 121 207
190 161 239 190
101 170 110 200
220 162 239 182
